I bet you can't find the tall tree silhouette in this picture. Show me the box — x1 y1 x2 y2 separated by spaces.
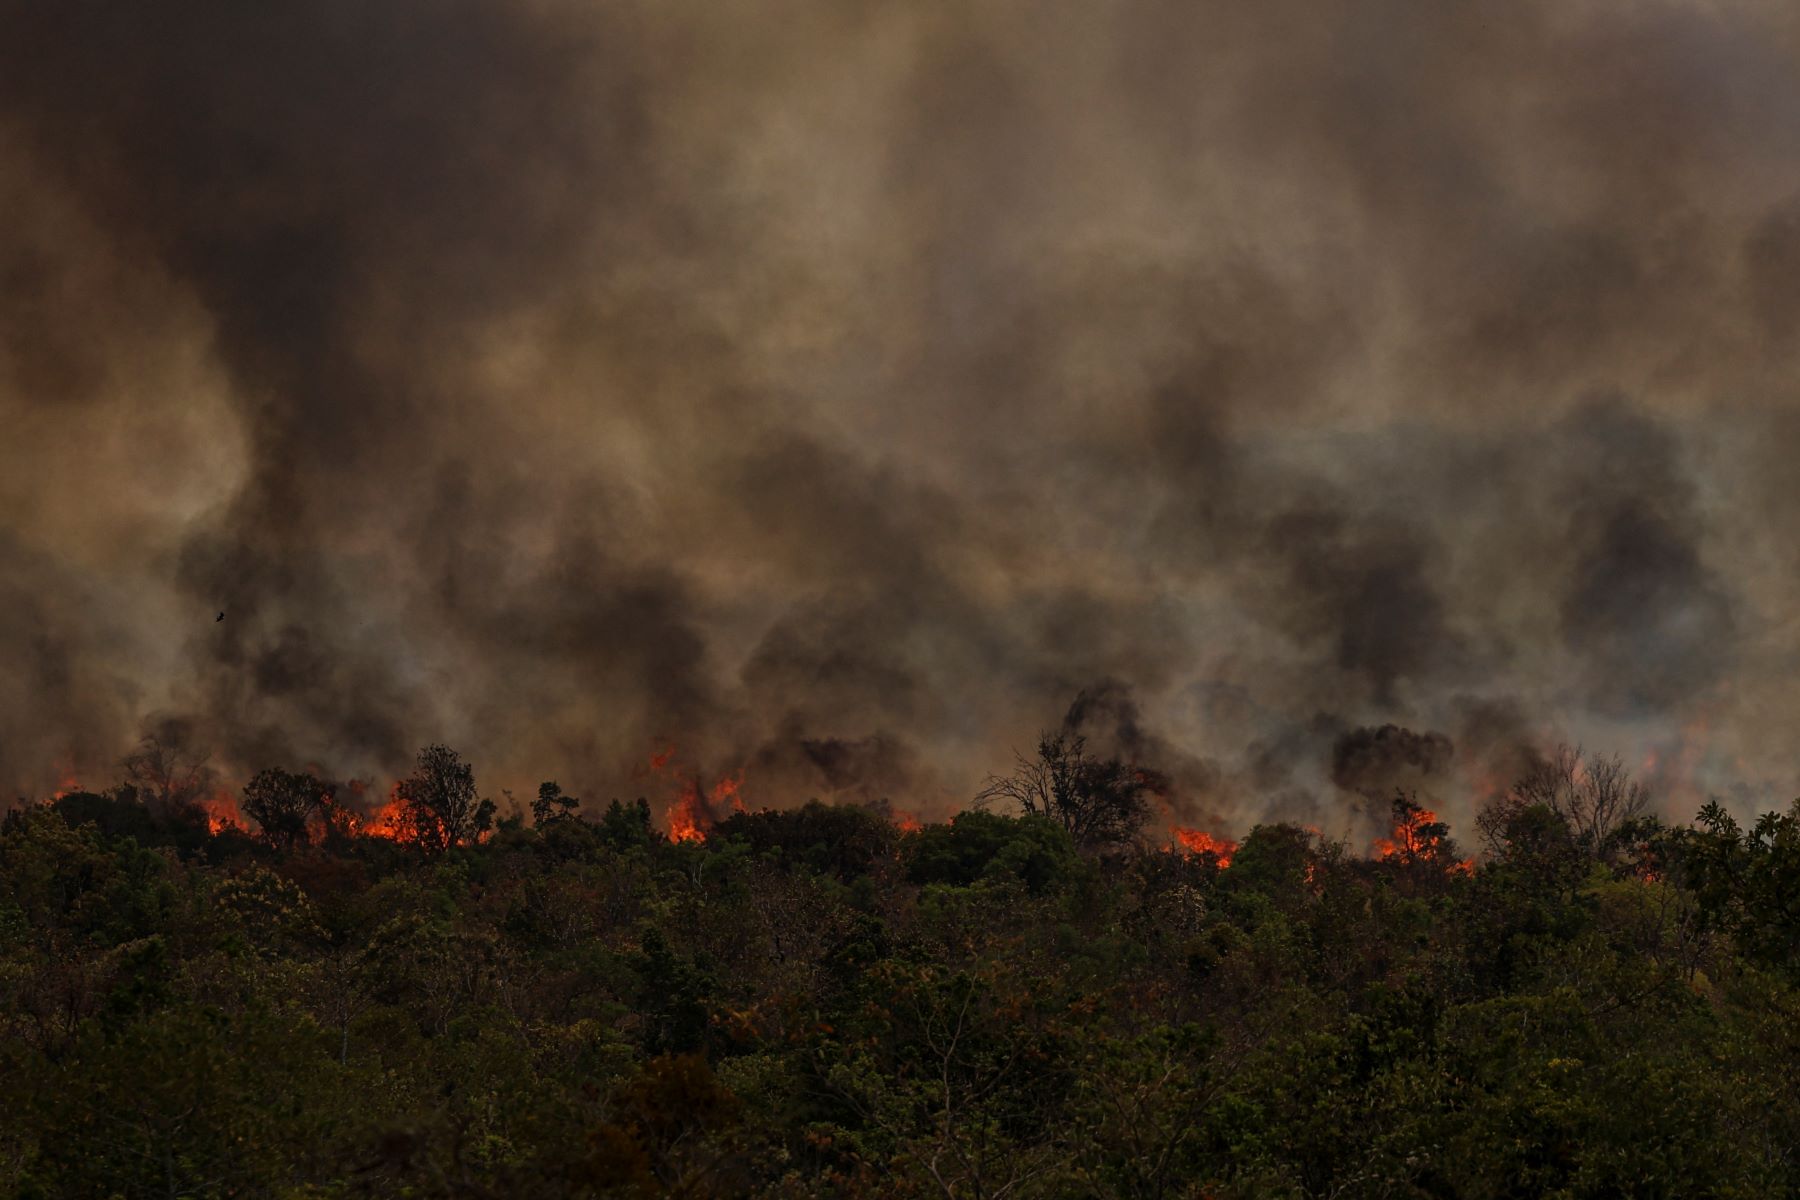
392 745 493 854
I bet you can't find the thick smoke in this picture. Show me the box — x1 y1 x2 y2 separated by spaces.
1330 723 1457 832
4 0 1800 830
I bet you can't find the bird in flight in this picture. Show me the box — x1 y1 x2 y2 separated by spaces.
216 611 225 622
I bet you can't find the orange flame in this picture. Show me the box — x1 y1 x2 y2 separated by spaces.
316 780 411 843
651 746 746 843
669 783 705 844
1375 806 1473 875
201 788 246 835
363 788 409 840
1172 828 1237 867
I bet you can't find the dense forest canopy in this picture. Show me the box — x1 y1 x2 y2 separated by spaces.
4 738 1800 1196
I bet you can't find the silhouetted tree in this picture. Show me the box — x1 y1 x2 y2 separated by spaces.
531 780 580 826
241 768 332 850
1671 797 1800 976
121 720 214 816
47 789 159 845
392 745 493 854
1479 745 1649 861
976 731 1161 849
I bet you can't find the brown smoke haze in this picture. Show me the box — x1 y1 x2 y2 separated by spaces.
5 0 1800 836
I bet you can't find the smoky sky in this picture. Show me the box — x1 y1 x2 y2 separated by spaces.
5 0 1800 833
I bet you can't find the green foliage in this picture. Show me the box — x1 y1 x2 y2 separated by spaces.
629 929 715 1056
713 800 897 879
597 797 656 852
4 788 1800 1197
1664 798 1800 978
904 809 1082 894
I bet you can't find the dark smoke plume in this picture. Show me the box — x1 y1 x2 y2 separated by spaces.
1330 723 1457 832
4 0 1799 832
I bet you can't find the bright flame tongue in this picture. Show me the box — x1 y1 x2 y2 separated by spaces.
668 776 744 843
653 747 744 843
1172 828 1237 867
668 779 707 844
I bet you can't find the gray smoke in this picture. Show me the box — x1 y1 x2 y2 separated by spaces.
4 0 1798 834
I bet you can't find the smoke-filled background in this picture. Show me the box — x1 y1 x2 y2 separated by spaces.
5 0 1800 837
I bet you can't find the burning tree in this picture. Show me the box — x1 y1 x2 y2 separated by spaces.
1377 791 1473 879
976 731 1163 850
531 780 580 826
390 744 494 854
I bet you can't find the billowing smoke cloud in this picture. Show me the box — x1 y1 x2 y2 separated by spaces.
4 0 1799 830
1330 723 1457 832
